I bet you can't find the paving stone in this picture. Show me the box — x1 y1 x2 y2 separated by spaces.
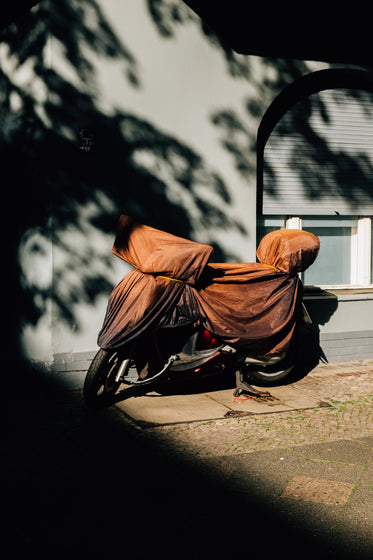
358 435 373 449
281 475 354 505
115 391 230 425
219 447 306 495
115 384 324 425
299 459 364 484
358 460 373 486
211 385 321 412
291 439 372 465
339 485 373 545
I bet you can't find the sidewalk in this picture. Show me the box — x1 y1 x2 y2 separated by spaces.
115 359 373 427
115 359 373 558
7 359 373 558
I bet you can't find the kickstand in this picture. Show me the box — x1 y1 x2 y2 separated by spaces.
233 369 266 398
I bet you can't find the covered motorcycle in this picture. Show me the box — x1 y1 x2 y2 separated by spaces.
98 215 320 357
83 215 320 407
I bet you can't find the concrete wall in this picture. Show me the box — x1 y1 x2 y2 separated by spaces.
304 291 373 361
12 0 270 363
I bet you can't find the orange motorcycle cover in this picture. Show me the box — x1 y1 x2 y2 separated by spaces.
98 215 319 356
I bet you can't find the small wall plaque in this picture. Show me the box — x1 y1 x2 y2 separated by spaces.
79 128 96 152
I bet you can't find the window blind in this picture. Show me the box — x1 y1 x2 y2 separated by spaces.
262 88 373 215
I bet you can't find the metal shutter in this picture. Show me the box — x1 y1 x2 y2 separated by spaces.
262 88 373 215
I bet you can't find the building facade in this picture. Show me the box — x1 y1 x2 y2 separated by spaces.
2 0 372 378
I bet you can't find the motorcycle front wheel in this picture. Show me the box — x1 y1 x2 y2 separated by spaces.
83 349 122 408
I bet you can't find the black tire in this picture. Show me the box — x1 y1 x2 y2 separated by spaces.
246 363 294 387
246 341 297 387
83 349 122 408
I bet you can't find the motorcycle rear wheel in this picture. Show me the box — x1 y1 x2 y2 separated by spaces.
246 363 294 386
83 349 122 408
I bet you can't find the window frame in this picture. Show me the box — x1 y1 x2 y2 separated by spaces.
257 215 373 289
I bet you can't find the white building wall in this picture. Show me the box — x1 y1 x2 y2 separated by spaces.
6 0 328 365
46 0 258 363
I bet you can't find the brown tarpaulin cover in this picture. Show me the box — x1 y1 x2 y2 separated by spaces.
98 216 320 356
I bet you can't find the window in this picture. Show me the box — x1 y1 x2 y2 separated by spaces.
259 80 373 218
257 215 373 288
302 217 355 286
371 220 373 283
257 70 373 289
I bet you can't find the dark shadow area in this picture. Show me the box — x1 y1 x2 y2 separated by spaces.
128 367 236 399
288 312 328 384
155 367 236 394
183 1 373 66
6 363 372 559
304 289 339 328
287 290 339 382
100 369 235 405
3 2 373 66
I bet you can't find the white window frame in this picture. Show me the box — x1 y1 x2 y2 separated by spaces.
352 217 372 287
285 216 373 289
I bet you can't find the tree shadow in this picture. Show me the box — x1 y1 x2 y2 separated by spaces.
211 58 313 183
211 63 373 214
1 0 245 353
5 3 371 358
259 68 373 213
267 86 373 210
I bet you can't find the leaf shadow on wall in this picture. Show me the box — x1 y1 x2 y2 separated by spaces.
1 0 245 353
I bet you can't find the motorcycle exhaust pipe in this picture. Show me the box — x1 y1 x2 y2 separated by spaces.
115 358 130 383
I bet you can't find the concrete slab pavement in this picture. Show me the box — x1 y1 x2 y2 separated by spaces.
115 384 324 425
114 359 373 426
